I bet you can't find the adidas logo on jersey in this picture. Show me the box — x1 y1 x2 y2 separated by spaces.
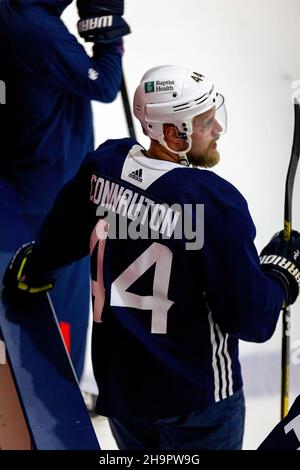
128 168 143 183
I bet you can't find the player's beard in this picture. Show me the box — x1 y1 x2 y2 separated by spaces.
188 140 220 168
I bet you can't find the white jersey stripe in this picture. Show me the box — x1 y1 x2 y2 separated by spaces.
207 302 234 401
208 309 221 402
223 333 234 396
215 323 229 399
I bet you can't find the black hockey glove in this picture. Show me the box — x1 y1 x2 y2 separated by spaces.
77 0 130 43
3 242 57 294
260 230 300 306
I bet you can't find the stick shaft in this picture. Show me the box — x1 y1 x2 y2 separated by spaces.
281 101 300 419
121 70 136 140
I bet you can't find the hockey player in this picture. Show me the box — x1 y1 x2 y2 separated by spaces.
3 65 300 450
0 0 130 379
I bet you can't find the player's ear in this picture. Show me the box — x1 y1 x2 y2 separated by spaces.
163 124 181 145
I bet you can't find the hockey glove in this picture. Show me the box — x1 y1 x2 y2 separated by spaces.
3 242 57 294
77 0 130 43
260 230 300 306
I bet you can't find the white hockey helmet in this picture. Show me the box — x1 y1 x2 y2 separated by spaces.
133 65 227 164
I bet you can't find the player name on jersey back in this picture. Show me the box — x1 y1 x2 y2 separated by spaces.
89 174 204 250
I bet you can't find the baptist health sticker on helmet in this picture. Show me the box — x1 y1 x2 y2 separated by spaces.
145 80 175 94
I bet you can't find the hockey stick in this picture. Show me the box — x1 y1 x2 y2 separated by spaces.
281 98 300 419
121 69 136 140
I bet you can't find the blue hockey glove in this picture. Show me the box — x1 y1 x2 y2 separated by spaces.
77 0 130 43
3 242 57 294
260 230 300 305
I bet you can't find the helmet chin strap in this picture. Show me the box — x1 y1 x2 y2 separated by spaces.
158 134 192 167
178 152 190 167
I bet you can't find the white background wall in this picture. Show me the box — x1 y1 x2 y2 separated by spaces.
63 0 300 449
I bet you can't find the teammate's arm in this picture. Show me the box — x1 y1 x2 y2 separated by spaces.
3 157 96 293
35 159 96 269
10 7 128 101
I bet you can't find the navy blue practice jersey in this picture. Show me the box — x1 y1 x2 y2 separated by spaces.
36 138 285 418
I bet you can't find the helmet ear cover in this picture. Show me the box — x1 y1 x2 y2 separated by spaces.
178 132 188 140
